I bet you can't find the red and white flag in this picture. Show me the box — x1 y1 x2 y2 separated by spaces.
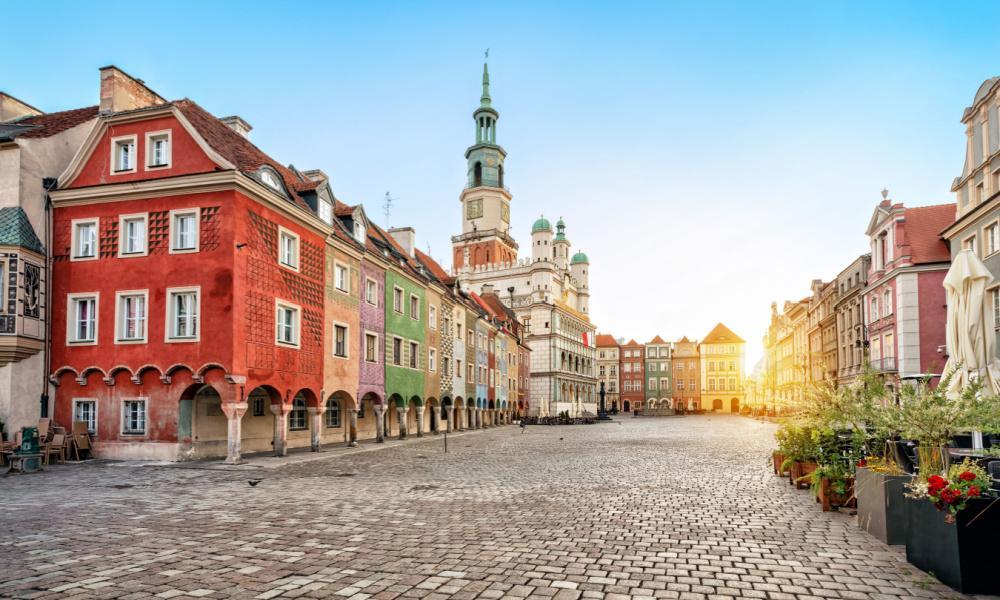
582 332 591 347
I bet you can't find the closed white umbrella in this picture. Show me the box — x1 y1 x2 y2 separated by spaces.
942 249 1000 448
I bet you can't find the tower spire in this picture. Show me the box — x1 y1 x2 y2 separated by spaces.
481 50 492 107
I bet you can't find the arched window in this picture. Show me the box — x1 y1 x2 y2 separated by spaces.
473 162 483 187
289 395 308 430
325 399 341 428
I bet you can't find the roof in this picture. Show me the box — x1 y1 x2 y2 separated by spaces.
903 203 954 264
0 105 98 141
623 338 642 347
414 247 454 287
532 216 552 233
678 336 690 343
480 292 518 326
702 323 745 344
596 334 619 347
174 99 316 212
0 207 44 253
571 251 588 264
647 335 667 345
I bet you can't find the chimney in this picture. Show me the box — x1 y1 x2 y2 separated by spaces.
482 283 495 295
220 115 253 139
388 226 415 257
0 93 43 122
99 66 166 114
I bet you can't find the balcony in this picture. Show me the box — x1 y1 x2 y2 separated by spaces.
870 357 897 373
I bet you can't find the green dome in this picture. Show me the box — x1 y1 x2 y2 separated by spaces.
571 251 589 264
532 216 552 233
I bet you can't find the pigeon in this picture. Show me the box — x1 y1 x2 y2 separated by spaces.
248 479 262 487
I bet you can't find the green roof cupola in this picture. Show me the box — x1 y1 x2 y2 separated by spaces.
473 59 499 146
571 250 589 265
465 55 507 191
532 215 552 233
555 217 567 242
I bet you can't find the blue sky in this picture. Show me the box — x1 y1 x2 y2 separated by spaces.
4 1 998 368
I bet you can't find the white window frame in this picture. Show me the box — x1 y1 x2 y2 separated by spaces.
67 292 99 345
168 208 200 254
364 331 379 363
963 234 978 255
392 336 403 366
165 286 200 342
409 341 419 369
984 219 1000 257
70 218 99 261
114 289 149 344
72 399 98 435
121 398 147 435
110 134 137 174
275 299 301 349
993 287 1000 331
318 199 333 224
278 226 300 272
334 262 349 293
325 399 341 428
365 277 378 305
393 286 404 313
409 294 419 320
144 129 172 169
429 347 437 372
429 305 437 330
332 321 349 358
118 213 149 257
0 262 4 314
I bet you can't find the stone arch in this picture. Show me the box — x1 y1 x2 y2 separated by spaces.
328 389 358 411
426 396 440 433
50 365 79 385
79 365 107 381
712 398 723 411
134 363 163 381
107 364 133 380
196 362 227 377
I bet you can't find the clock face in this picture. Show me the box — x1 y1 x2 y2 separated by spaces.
467 199 483 220
501 203 510 223
486 157 497 167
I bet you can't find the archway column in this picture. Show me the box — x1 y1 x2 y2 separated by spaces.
308 406 323 452
374 404 385 443
397 405 408 439
348 409 359 447
447 407 454 432
222 402 248 464
415 406 425 438
475 408 482 429
270 403 290 457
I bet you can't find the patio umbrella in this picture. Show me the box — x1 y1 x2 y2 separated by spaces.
942 248 1000 448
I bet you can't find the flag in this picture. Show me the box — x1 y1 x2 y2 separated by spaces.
582 332 591 347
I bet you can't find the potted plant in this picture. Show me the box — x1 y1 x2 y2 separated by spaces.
777 424 819 489
904 459 999 594
855 455 911 544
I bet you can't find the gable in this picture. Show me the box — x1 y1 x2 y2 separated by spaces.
64 112 221 189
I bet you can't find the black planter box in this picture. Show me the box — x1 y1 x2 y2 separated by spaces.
905 496 1000 594
855 467 910 545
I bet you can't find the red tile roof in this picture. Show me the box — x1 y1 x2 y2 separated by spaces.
9 105 98 138
414 248 455 286
903 203 954 264
702 323 745 344
596 334 619 347
647 335 667 344
623 339 642 347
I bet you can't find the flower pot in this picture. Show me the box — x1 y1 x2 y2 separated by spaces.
772 451 787 476
855 467 910 545
819 477 855 512
794 461 817 490
904 496 1000 594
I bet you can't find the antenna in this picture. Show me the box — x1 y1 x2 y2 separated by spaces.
383 191 395 228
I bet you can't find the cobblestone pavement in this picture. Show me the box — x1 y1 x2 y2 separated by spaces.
0 416 990 600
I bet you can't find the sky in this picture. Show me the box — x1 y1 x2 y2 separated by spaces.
4 1 1000 370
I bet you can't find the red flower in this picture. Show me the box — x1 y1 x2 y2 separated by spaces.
856 458 867 468
967 485 980 498
927 475 947 494
958 471 977 482
940 488 962 505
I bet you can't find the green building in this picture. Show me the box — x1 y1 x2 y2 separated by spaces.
644 335 672 410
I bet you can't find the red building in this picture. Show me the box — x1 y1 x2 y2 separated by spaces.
50 67 332 461
620 339 644 413
863 198 953 390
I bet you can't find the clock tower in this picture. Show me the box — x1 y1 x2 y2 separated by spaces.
452 60 518 271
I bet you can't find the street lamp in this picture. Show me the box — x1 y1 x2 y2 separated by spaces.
598 381 611 421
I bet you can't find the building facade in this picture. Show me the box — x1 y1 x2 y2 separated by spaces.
596 334 620 412
834 254 870 385
699 323 745 412
644 335 672 409
620 339 644 413
672 337 700 411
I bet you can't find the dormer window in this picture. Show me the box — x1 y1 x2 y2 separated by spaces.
319 199 333 224
354 221 366 244
260 169 282 191
111 135 137 174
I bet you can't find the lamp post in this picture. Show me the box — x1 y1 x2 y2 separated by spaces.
598 381 611 420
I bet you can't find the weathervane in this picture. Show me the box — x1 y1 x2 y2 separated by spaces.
485 48 489 61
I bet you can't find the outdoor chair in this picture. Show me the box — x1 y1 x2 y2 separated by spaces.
889 440 917 475
988 461 1000 494
44 433 65 466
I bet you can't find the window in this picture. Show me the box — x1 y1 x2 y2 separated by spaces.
883 290 892 315
252 396 266 417
393 287 403 313
457 358 463 377
429 305 437 330
977 183 985 204
121 399 146 435
365 332 378 362
392 337 402 365
409 294 419 319
987 222 999 256
71 219 98 260
112 135 137 173
409 341 419 369
169 209 199 253
329 262 348 293
325 399 341 428
115 291 147 343
429 347 437 372
883 332 895 358
994 289 1000 329
146 131 171 168
964 235 978 254
333 323 348 357
729 361 735 371
708 361 715 371
467 330 474 346
365 278 378 305
443 356 450 377
648 378 656 389
166 287 199 341
68 293 98 344
289 397 307 430
276 301 300 347
870 296 879 322
468 363 474 380
676 380 684 391
119 214 148 257
261 170 282 191
708 379 716 392
353 221 366 244
278 227 299 270
73 400 97 434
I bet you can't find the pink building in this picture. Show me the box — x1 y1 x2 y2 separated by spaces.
862 194 953 391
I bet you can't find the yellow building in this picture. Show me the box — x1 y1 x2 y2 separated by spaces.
698 323 746 412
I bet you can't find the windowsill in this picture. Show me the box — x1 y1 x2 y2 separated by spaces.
276 341 301 349
67 340 97 346
115 338 148 345
333 354 349 360
118 252 148 259
70 255 98 262
279 262 300 273
146 163 170 170
113 169 136 174
336 288 349 294
165 337 199 343
170 247 198 254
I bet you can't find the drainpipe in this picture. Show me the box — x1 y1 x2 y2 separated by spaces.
41 178 57 419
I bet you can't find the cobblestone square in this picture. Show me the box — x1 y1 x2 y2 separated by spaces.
0 416 989 599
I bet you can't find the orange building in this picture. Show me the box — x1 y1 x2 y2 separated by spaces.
620 339 644 413
672 337 700 411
